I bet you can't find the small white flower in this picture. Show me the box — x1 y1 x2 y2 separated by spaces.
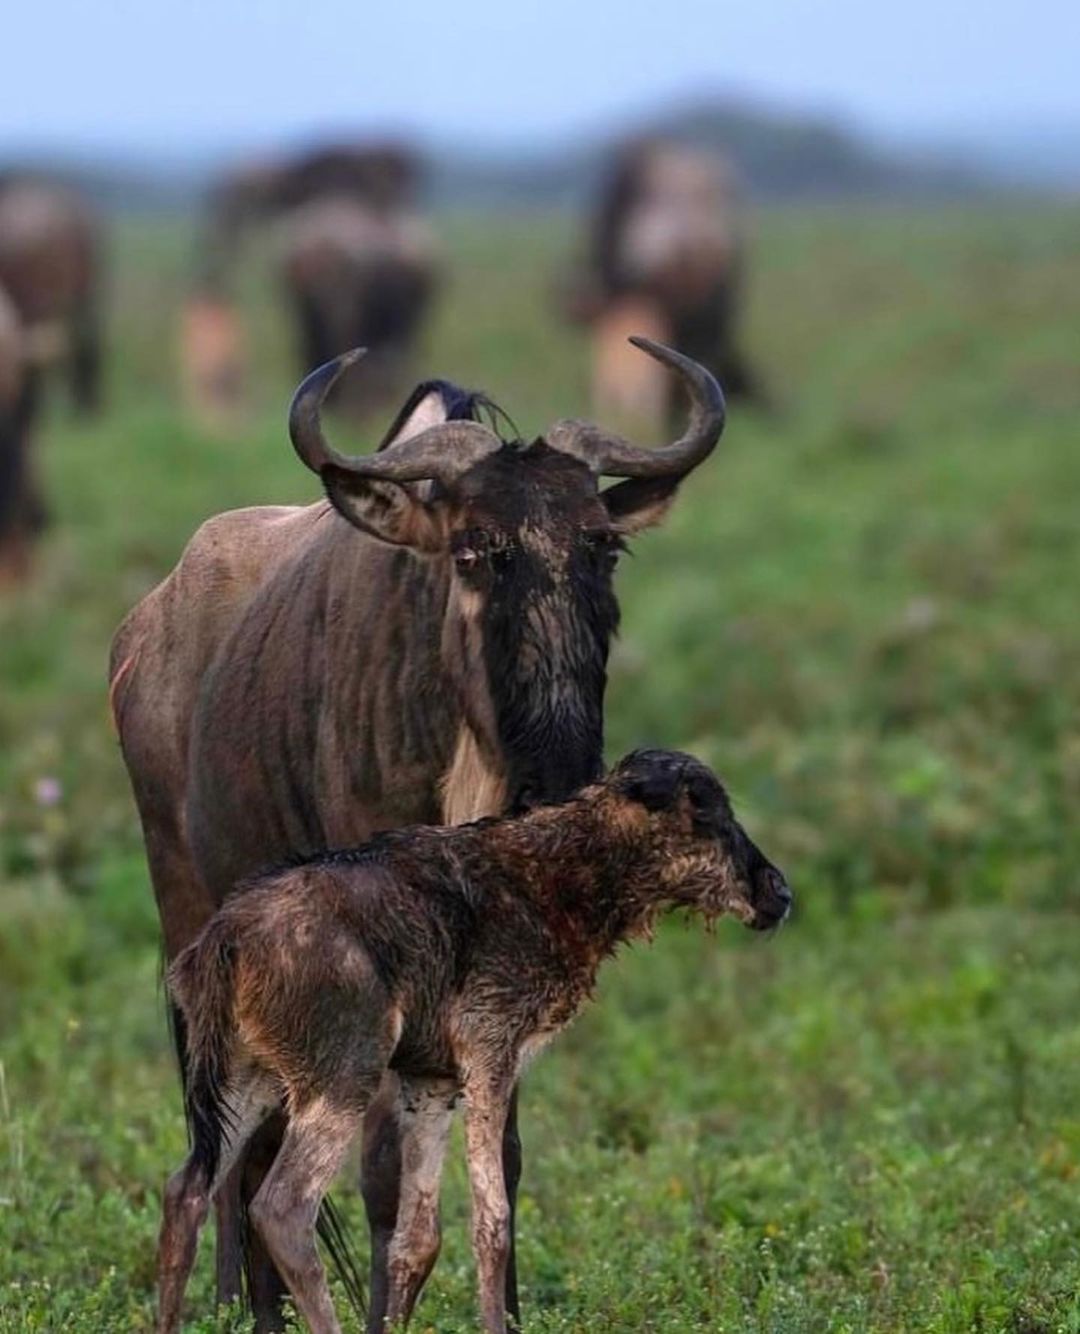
34 776 62 807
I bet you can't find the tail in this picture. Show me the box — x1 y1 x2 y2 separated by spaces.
166 914 241 1184
316 1198 367 1322
236 1190 366 1323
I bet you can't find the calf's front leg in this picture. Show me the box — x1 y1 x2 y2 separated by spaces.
463 1074 515 1334
384 1076 457 1328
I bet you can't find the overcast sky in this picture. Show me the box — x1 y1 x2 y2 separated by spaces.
2 0 1077 157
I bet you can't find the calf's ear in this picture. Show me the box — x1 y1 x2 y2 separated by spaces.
323 468 445 551
622 760 683 812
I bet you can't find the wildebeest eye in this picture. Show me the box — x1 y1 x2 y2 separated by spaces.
584 530 625 565
454 547 482 573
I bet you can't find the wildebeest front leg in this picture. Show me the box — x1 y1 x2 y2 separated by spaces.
384 1076 457 1327
463 1074 515 1334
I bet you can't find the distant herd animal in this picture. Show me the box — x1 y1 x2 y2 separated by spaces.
1 133 790 1332
0 174 102 582
183 142 438 425
0 175 103 415
1 135 767 588
0 284 36 584
562 138 768 428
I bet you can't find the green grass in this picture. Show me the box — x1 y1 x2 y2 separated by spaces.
1 204 1079 1331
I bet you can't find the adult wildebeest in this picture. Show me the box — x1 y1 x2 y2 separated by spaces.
111 336 725 1331
563 139 767 428
157 749 791 1334
276 196 437 416
0 286 44 586
183 143 437 424
0 175 103 415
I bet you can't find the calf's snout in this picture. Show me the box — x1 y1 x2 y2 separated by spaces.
750 865 792 931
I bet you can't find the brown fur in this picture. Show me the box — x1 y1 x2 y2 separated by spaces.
156 749 791 1334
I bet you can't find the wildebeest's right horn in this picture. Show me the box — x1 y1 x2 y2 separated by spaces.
548 337 726 478
289 349 503 484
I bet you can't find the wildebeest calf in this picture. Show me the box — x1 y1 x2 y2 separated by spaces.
157 748 792 1334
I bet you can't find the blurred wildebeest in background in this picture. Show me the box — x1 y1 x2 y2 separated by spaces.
562 138 768 428
111 338 725 1332
183 142 438 425
0 174 104 417
0 287 44 586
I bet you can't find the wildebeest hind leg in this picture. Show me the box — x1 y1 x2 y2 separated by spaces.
240 1114 292 1332
70 293 102 416
212 1162 246 1308
158 1070 278 1334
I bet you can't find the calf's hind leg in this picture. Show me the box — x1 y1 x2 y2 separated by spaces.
249 1090 375 1334
361 1076 403 1332
157 1071 279 1334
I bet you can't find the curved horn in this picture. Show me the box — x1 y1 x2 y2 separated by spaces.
289 349 503 484
548 337 726 478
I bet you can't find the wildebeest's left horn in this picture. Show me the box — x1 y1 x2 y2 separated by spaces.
289 349 503 484
548 337 726 478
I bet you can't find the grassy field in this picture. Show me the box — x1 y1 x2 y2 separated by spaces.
1 204 1078 1332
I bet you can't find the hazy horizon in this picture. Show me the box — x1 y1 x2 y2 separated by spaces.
2 0 1077 160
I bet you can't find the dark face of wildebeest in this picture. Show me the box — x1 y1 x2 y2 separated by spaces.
289 337 726 813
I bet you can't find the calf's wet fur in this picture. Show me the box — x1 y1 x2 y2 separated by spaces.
157 748 791 1334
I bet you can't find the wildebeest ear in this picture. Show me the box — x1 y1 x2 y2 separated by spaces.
379 384 452 450
601 476 681 534
322 467 445 551
378 378 488 451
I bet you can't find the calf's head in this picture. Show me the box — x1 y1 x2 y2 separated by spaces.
289 339 724 813
611 748 792 931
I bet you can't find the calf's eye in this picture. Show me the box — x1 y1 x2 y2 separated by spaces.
454 548 481 573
